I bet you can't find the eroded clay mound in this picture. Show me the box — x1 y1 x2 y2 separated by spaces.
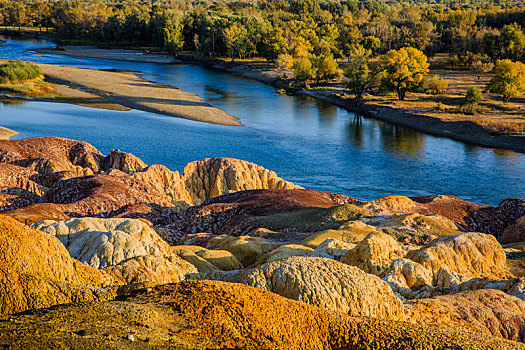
212 256 405 321
405 289 525 342
0 280 522 350
0 215 114 314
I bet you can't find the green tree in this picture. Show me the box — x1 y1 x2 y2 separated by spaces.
500 23 525 61
312 53 341 83
426 75 448 95
344 47 373 99
164 26 184 55
223 25 244 60
276 53 294 77
362 36 380 56
378 47 429 100
465 87 483 105
486 59 525 103
293 55 316 84
260 28 287 62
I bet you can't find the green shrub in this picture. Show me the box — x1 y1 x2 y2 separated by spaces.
426 75 448 95
465 87 483 105
0 60 43 84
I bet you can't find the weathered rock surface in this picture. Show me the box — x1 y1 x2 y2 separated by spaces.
206 235 279 267
33 218 174 268
182 157 300 204
33 218 198 283
0 136 105 176
103 149 147 174
166 189 366 240
342 232 406 275
406 232 512 286
301 220 375 248
382 258 433 298
0 215 114 315
1 280 522 350
213 256 405 321
102 254 197 284
173 245 243 271
410 195 487 230
502 216 525 244
364 195 418 213
406 289 525 342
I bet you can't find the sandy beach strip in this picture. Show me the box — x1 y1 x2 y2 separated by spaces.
35 46 178 64
0 126 18 140
38 63 241 126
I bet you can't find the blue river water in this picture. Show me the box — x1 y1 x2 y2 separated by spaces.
0 36 523 206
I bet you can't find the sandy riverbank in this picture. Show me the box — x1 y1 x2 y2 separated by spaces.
35 63 241 126
35 46 178 64
0 126 18 139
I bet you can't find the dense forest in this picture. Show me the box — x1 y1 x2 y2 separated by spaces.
1 0 524 99
1 0 524 60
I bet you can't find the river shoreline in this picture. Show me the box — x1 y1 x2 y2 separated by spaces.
35 46 179 64
15 44 525 152
0 126 18 139
176 55 525 154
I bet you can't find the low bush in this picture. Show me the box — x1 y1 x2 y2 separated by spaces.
0 60 43 84
465 87 483 105
426 75 448 95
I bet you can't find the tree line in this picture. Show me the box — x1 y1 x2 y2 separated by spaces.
1 0 524 101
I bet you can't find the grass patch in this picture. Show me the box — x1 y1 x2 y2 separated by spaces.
0 78 59 97
0 60 43 83
257 204 375 233
0 60 59 97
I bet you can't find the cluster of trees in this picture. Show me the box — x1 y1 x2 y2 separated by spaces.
1 0 524 101
1 0 524 61
343 46 429 100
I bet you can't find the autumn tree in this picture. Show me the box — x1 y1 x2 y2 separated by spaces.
312 53 341 83
465 87 483 105
486 59 525 102
276 53 293 77
293 55 316 84
344 46 373 99
378 47 429 100
500 23 525 61
223 25 245 60
260 28 286 62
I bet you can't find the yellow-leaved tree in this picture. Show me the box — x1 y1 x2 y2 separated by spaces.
378 47 429 100
486 59 525 103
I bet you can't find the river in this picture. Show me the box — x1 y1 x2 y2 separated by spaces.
0 36 523 206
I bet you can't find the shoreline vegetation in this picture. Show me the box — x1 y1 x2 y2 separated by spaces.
173 54 525 153
2 43 523 151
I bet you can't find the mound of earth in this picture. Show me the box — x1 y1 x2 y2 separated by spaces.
0 215 115 315
0 280 522 350
405 289 525 342
212 256 405 320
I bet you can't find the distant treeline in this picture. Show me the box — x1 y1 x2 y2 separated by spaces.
0 0 524 63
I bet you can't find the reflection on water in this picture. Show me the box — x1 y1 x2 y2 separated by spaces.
0 36 524 206
379 123 427 158
0 99 28 106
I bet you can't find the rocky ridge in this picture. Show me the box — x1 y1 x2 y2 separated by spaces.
1 136 525 348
